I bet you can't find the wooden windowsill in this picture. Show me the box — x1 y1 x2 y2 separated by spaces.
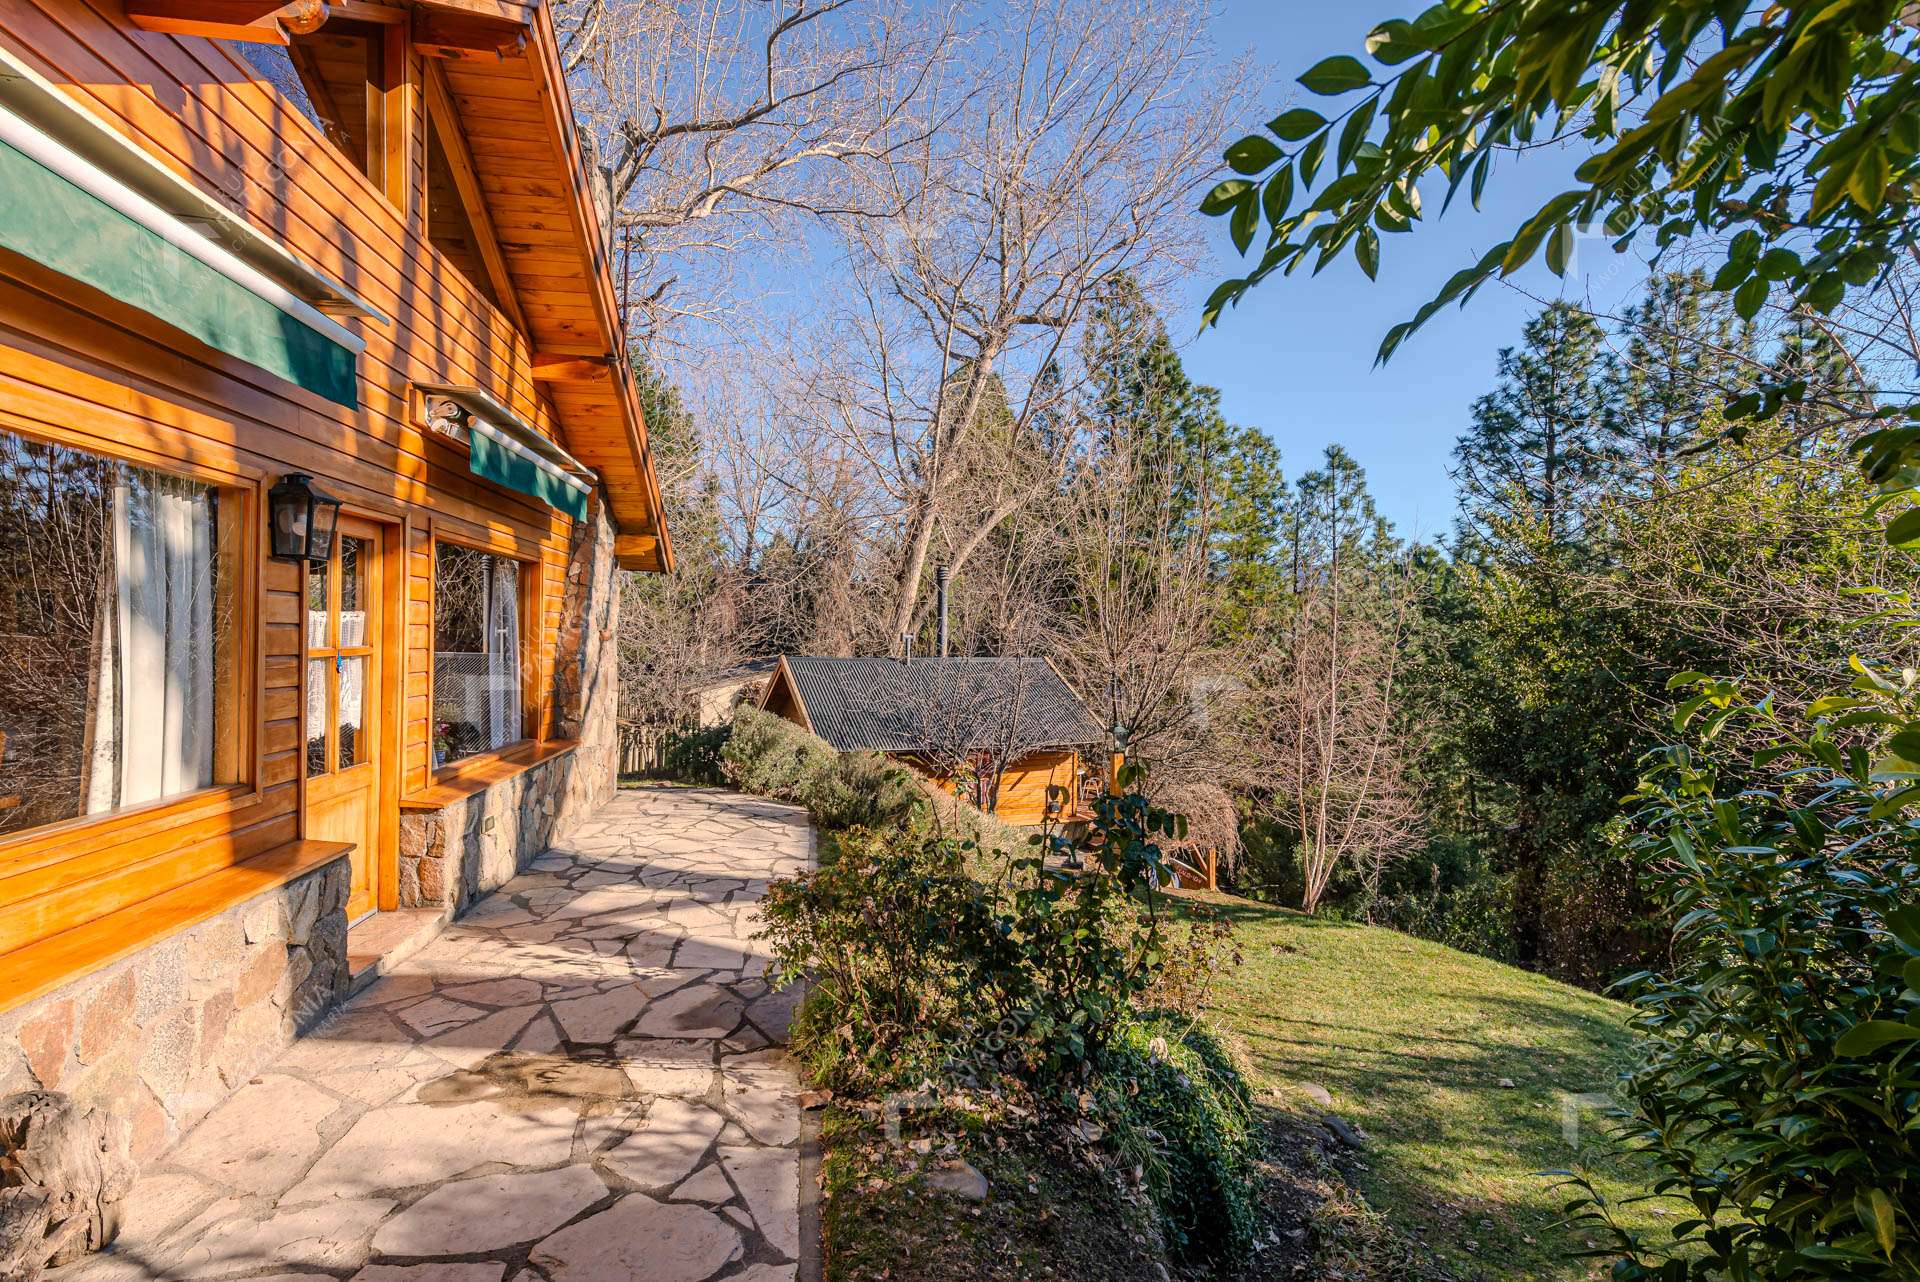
0 838 355 1016
400 740 578 812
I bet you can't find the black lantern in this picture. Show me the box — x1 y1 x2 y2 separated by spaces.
268 473 342 562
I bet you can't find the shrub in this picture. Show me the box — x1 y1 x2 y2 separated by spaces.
807 750 928 832
1106 1014 1257 1271
722 705 835 803
1563 672 1920 1280
761 824 1016 1090
664 723 729 785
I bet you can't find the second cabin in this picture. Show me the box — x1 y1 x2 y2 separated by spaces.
759 655 1105 826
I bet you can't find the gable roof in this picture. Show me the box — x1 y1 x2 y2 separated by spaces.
765 656 1104 755
431 0 672 572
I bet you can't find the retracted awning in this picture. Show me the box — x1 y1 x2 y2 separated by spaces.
0 47 380 408
417 383 595 521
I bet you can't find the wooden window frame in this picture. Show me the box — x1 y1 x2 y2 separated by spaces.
424 531 539 784
253 18 410 212
0 423 263 864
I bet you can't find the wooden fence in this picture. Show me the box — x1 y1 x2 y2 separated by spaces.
618 722 687 777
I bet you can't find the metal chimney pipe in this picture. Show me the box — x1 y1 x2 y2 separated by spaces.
935 564 951 657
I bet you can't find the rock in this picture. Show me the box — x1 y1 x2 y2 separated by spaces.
1320 1115 1367 1150
371 1165 607 1255
528 1195 741 1281
1498 1078 1516 1089
925 1159 988 1202
0 1091 136 1278
718 1145 798 1258
604 1099 726 1188
1298 1082 1334 1108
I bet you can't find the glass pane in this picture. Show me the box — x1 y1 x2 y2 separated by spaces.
0 432 234 837
432 543 521 767
337 656 366 770
307 559 329 650
338 537 366 647
237 28 380 177
305 657 329 777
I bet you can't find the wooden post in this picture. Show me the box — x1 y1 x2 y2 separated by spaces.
1205 847 1218 891
1108 749 1124 795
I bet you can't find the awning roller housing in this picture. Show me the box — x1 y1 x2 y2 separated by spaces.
417 383 596 522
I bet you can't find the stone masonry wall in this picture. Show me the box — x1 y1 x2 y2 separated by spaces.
396 492 620 914
0 854 350 1166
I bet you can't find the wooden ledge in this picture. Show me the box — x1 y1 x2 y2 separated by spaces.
400 740 578 812
0 839 354 1016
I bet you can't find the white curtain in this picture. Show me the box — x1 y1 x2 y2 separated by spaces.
85 471 214 813
485 557 520 749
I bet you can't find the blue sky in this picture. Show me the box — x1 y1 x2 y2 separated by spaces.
1186 1 1652 540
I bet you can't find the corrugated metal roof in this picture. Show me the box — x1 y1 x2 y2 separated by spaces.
775 656 1104 754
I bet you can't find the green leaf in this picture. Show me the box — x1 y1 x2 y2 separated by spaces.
1299 133 1327 187
1268 108 1326 141
1886 506 1920 548
1834 1020 1920 1056
1904 957 1920 994
1364 19 1425 65
1888 906 1920 952
1850 143 1890 212
1199 179 1253 217
1262 165 1296 228
1338 97 1378 171
1859 1189 1899 1258
1356 226 1380 280
1226 135 1285 175
1229 191 1259 254
1546 223 1575 276
1299 55 1373 96
1734 277 1769 320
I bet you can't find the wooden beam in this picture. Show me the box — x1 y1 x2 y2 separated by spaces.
412 9 527 58
614 534 659 565
531 353 609 382
123 0 290 41
421 60 528 334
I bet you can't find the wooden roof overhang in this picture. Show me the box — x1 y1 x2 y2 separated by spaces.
123 0 673 572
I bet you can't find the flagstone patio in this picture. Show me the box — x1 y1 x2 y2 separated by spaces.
53 786 813 1282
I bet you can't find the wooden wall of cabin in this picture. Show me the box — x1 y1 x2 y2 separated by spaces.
911 749 1081 827
0 0 587 962
991 750 1079 826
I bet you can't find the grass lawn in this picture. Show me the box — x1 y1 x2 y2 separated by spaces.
1195 892 1671 1282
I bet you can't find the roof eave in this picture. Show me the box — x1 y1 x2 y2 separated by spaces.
522 2 673 574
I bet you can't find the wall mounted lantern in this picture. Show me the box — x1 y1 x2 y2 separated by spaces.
268 472 342 562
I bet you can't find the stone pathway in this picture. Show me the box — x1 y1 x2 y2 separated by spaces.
55 787 812 1282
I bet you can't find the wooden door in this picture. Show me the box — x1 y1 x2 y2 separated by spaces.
305 517 385 923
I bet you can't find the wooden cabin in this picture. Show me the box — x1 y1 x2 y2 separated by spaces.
0 0 668 1163
760 655 1105 826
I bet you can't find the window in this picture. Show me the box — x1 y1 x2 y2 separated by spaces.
431 543 524 768
425 112 500 307
238 23 386 181
0 433 239 839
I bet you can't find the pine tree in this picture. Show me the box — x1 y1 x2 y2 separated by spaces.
1453 303 1614 545
1606 271 1751 475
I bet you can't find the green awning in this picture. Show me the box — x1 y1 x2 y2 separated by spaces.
469 425 590 520
0 128 358 407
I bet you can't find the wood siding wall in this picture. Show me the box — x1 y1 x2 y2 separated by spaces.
0 0 588 958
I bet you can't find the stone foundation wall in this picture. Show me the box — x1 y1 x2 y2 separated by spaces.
0 855 350 1165
396 492 621 914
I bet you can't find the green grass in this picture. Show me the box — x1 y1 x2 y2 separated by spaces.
1195 893 1670 1282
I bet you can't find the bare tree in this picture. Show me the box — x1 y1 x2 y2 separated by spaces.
817 0 1235 647
557 0 955 337
1254 464 1423 915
